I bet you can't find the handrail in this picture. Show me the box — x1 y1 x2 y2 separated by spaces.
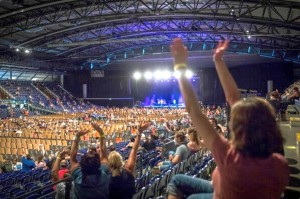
15 176 72 199
27 104 58 114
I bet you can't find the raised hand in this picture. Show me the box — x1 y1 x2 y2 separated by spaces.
213 40 229 61
58 148 70 159
138 122 150 134
170 38 188 65
91 122 104 134
76 128 90 137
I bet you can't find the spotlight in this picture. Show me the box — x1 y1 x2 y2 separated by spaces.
133 72 141 80
174 70 181 79
247 36 251 39
185 70 193 78
229 6 235 16
154 70 163 80
144 71 152 80
15 48 19 52
162 70 171 80
24 49 30 54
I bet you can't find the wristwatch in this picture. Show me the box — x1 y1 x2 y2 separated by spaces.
73 136 79 141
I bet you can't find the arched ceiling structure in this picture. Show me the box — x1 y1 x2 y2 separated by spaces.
0 0 299 71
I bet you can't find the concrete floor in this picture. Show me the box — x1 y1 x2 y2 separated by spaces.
281 121 300 199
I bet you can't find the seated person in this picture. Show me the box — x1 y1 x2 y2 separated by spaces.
158 130 190 171
187 127 202 154
287 86 300 102
21 153 35 172
142 135 156 151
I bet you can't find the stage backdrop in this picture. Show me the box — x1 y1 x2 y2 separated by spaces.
64 61 294 107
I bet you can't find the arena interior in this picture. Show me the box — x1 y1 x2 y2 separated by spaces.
0 0 299 199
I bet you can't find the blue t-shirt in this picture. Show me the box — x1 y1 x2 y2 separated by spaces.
21 157 35 171
72 164 110 199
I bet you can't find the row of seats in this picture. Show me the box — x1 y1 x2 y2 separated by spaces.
133 150 213 198
0 168 53 199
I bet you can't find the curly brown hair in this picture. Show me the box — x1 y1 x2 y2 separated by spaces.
230 97 284 158
187 127 200 145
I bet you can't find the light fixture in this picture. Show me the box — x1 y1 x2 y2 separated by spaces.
144 71 152 80
185 70 193 78
133 72 141 80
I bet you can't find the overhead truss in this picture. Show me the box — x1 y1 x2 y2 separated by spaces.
0 0 298 68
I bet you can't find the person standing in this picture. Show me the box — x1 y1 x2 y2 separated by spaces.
70 126 110 199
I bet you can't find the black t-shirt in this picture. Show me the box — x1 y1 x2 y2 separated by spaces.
109 169 135 199
142 140 156 151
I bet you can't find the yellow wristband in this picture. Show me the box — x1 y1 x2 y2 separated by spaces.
100 134 105 138
174 63 187 71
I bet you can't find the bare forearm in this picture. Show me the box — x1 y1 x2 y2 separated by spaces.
126 134 141 173
99 136 108 163
70 140 79 163
52 158 61 181
178 73 217 150
214 60 240 106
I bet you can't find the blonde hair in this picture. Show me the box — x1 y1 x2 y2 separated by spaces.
230 97 284 158
108 151 124 175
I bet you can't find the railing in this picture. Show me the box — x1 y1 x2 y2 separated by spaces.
0 85 14 98
27 104 58 115
15 176 72 199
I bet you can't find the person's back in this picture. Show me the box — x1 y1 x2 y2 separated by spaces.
22 155 35 171
211 137 289 199
72 165 110 199
109 169 135 199
143 138 156 151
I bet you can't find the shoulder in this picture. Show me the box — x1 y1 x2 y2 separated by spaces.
71 167 81 178
272 153 289 167
100 164 110 175
210 135 230 165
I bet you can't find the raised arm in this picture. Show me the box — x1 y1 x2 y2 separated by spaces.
170 38 217 150
213 40 240 106
125 122 149 174
70 128 90 173
91 122 108 165
52 148 69 182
